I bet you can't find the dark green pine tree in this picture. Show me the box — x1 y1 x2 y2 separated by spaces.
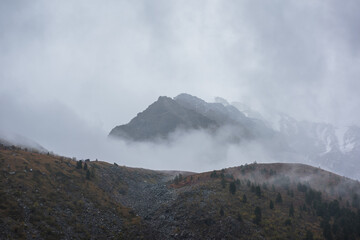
242 194 247 203
255 186 261 198
237 213 243 222
210 170 217 178
276 192 283 203
253 207 262 225
322 221 333 240
229 182 236 195
221 178 226 188
269 200 274 209
289 202 294 217
76 160 83 169
220 207 224 216
305 230 314 240
174 175 179 184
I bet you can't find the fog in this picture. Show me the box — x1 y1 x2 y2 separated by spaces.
0 93 278 171
1 1 360 172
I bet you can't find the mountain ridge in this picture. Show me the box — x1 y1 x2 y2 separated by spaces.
109 96 217 141
109 93 360 180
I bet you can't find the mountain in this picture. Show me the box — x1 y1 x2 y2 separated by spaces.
1 145 360 239
109 93 360 179
109 93 275 142
109 96 217 141
175 94 275 140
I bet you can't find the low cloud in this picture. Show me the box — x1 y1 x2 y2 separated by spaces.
1 1 360 179
0 95 284 172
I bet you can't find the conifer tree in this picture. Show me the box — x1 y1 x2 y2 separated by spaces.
269 200 274 209
76 160 83 169
86 169 91 180
254 207 262 225
242 194 247 203
229 182 236 195
289 202 294 217
276 192 283 203
220 207 224 216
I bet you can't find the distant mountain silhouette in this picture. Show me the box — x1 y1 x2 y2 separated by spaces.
109 96 217 141
109 93 278 142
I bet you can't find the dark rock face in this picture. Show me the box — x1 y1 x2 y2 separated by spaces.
109 96 217 141
109 94 276 142
174 93 247 125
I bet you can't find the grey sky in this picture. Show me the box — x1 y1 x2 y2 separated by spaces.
1 0 360 163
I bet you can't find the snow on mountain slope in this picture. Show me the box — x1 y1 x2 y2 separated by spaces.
229 101 360 179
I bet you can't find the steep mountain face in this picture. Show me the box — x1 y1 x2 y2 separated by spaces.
109 96 217 141
175 94 275 140
174 93 247 125
110 93 276 142
2 146 360 239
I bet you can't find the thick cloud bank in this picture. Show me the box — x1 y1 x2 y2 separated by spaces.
1 1 360 175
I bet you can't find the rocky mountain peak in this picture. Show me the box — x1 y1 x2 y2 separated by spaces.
109 94 217 141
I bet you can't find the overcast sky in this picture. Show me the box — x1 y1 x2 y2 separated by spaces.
1 0 360 165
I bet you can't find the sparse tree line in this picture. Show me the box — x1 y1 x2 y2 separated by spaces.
173 173 183 184
75 159 94 180
208 167 360 239
170 165 360 239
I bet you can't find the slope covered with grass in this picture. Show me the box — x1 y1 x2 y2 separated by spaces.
1 144 360 239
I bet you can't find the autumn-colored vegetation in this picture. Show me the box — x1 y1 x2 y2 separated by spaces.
2 144 360 239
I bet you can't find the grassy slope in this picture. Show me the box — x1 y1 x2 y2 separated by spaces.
1 145 360 239
167 164 360 239
0 145 155 239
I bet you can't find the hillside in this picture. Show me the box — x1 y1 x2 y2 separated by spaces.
0 145 165 239
1 145 360 239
